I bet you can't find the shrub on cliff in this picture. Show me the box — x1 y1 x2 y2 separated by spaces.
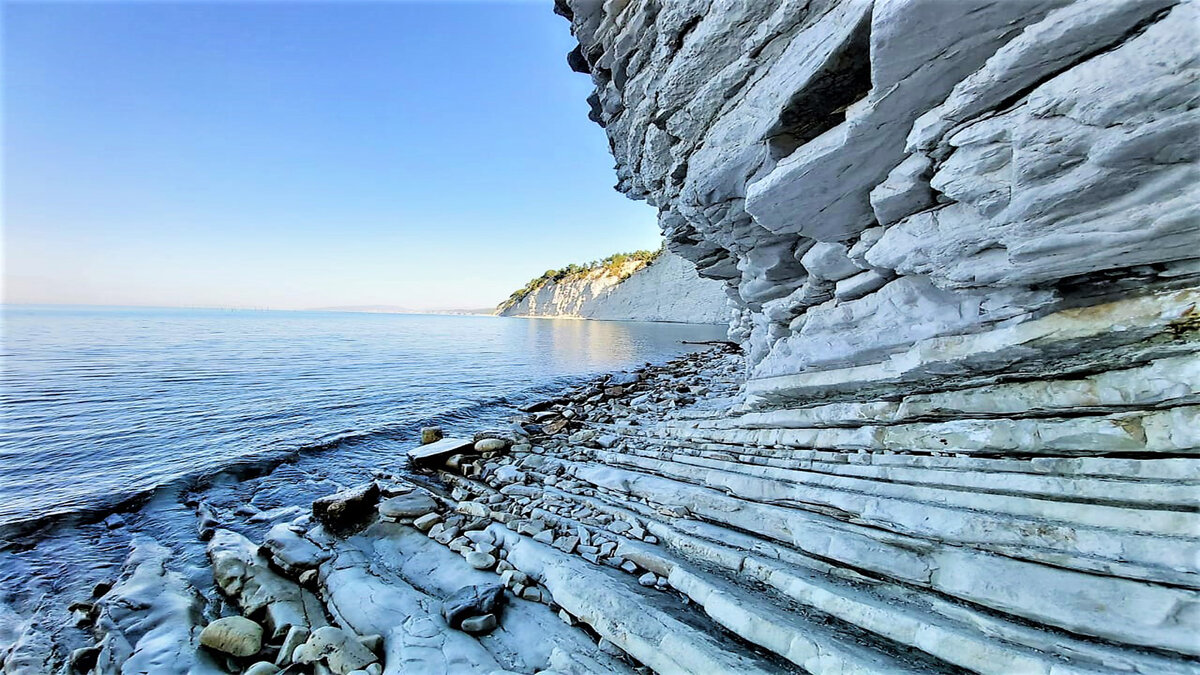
496 246 663 312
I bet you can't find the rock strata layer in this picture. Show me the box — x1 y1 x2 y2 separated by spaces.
549 0 1199 671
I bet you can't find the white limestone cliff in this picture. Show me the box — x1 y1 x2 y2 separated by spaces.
550 0 1200 670
496 250 730 324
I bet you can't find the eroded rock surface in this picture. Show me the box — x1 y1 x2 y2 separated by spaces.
547 0 1200 671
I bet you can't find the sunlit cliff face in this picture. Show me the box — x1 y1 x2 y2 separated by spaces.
560 0 1198 377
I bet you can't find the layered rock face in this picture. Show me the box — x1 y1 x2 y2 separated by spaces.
553 0 1200 670
497 250 730 323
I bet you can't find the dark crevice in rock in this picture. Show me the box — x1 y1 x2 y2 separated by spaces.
764 6 874 161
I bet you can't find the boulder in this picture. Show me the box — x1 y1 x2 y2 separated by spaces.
420 426 444 444
442 584 506 630
199 616 263 657
312 482 380 533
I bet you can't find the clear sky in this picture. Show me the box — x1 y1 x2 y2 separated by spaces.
3 0 662 310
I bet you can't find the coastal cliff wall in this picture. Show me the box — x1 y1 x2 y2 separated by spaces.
555 0 1200 671
497 250 730 323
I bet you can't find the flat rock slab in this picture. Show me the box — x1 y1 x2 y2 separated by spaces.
407 438 473 466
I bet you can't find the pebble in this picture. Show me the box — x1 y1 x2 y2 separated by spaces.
638 572 657 587
460 613 498 634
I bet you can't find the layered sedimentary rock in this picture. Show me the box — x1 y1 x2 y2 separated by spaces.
497 250 730 323
549 0 1200 670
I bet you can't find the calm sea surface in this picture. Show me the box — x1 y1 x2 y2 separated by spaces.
0 306 726 530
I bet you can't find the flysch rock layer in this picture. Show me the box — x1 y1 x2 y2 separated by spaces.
497 250 731 323
546 0 1200 672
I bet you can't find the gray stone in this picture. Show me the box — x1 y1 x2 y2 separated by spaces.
441 584 506 630
311 482 380 533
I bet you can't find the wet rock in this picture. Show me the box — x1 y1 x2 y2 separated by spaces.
196 502 220 541
607 373 639 386
311 482 380 533
408 437 473 466
263 523 329 573
420 426 444 444
89 538 219 673
69 645 101 673
199 616 263 657
208 529 328 639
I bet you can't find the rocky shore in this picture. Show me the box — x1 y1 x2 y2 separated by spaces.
31 347 778 675
40 328 1197 675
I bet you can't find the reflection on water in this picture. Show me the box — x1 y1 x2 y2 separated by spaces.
0 306 727 526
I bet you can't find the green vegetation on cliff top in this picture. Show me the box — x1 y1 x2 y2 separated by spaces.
497 247 663 313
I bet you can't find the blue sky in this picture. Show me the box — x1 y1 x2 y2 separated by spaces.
3 1 661 310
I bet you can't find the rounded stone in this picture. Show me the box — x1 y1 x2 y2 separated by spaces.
465 551 496 570
378 492 438 519
460 613 498 634
199 615 263 657
244 662 280 675
474 438 509 453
